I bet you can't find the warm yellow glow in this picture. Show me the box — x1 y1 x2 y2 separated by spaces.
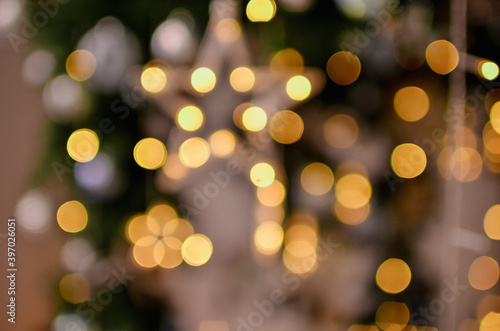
147 203 177 227
334 200 370 225
255 204 285 224
323 114 359 148
425 40 459 75
458 320 480 331
301 162 334 195
450 147 483 182
57 200 88 233
481 312 500 330
209 130 236 158
233 103 253 129
179 137 211 168
133 236 163 268
477 295 500 321
270 48 304 76
191 67 216 93
375 302 410 330
59 273 90 304
269 110 304 144
162 153 189 180
182 234 213 266
283 239 317 274
469 256 500 291
257 180 286 207
347 326 379 331
286 75 311 101
286 224 318 247
215 18 241 43
250 162 275 187
133 138 167 170
163 218 194 242
394 86 430 122
254 221 284 254
335 174 372 209
141 67 167 93
490 102 500 134
391 143 427 179
177 105 204 131
242 106 268 132
484 122 500 155
246 0 277 22
327 51 361 85
484 205 500 240
480 61 500 81
158 239 183 269
66 50 96 82
67 129 99 163
335 160 369 178
376 258 412 294
230 67 255 92
126 214 150 243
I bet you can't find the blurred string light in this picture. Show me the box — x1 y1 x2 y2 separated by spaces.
269 110 304 144
375 302 410 330
215 18 242 43
141 66 167 93
250 162 275 187
390 143 427 179
327 51 361 85
22 50 56 86
66 49 97 82
335 173 372 209
57 200 88 233
52 314 88 331
151 10 196 64
478 60 500 81
323 114 359 148
43 74 88 122
67 129 100 163
333 200 370 225
230 67 255 92
0 0 21 29
233 103 252 129
179 137 211 168
246 0 277 22
74 153 115 195
283 211 318 274
133 138 167 170
484 205 500 240
59 273 90 303
333 0 366 19
393 86 430 122
162 153 189 180
254 221 284 255
481 312 500 330
437 146 482 182
270 48 304 77
286 75 312 101
347 326 378 331
176 105 204 131
191 67 217 93
242 106 268 131
181 234 213 266
476 295 500 321
425 40 459 75
490 102 500 133
209 130 236 158
468 256 499 291
60 238 96 273
376 258 412 294
257 180 286 207
15 188 52 233
300 162 334 196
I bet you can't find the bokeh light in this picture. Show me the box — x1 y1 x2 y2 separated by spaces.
286 75 312 101
323 114 359 148
469 256 499 291
57 200 88 233
209 130 236 158
425 40 459 75
479 61 500 81
215 18 241 43
191 67 216 93
375 302 410 330
246 0 277 22
391 143 427 179
257 180 286 207
481 312 500 330
179 137 211 168
484 205 500 240
162 153 189 180
182 234 213 266
270 48 304 76
393 86 430 122
254 221 284 254
67 129 99 163
242 106 268 132
141 67 167 93
230 67 255 92
376 258 412 294
335 173 372 209
250 163 275 187
490 102 500 134
301 162 334 195
327 51 361 85
59 273 90 304
283 239 317 274
133 138 167 170
333 200 370 225
269 110 304 144
177 105 204 131
66 50 96 82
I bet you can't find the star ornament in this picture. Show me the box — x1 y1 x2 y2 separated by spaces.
135 0 326 194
